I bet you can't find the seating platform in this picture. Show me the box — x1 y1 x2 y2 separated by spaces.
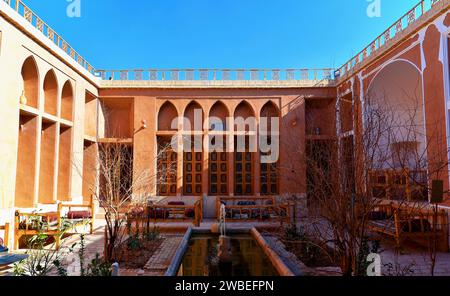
368 202 449 252
14 196 95 250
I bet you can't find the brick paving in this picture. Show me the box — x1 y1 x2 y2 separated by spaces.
62 220 107 276
143 234 184 275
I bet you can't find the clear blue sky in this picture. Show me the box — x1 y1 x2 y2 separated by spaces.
23 0 419 70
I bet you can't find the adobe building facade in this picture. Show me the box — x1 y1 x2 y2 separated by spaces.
1 0 450 246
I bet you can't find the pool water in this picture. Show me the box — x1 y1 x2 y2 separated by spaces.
177 234 278 276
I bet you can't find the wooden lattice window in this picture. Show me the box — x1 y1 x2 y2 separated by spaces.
260 160 278 195
157 137 177 196
209 151 228 195
234 136 253 196
183 137 203 195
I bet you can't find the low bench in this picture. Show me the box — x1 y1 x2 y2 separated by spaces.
368 203 449 251
14 196 96 250
217 197 290 222
126 198 203 228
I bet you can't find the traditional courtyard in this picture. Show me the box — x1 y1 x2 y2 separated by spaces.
1 0 450 277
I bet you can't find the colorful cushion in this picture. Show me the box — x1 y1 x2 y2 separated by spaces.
148 209 169 219
67 211 92 219
168 201 185 206
0 245 9 253
237 201 256 206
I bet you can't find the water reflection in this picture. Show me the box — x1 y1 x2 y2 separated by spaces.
178 234 278 276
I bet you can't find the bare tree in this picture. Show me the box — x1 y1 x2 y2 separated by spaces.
75 133 176 262
287 84 449 276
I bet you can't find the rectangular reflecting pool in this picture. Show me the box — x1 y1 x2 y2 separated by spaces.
177 234 279 276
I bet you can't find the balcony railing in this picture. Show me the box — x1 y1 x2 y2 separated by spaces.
336 0 443 79
3 0 443 84
95 68 335 81
1 0 96 75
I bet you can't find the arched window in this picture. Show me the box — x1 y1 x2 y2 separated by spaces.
157 102 179 196
183 101 203 196
260 101 280 195
208 101 229 195
233 101 256 196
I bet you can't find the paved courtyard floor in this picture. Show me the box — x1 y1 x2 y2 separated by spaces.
6 218 450 276
377 240 450 276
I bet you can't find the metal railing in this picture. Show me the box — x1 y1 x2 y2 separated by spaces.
2 0 96 75
336 0 443 79
95 68 335 81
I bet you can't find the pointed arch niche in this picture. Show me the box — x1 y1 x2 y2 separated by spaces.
21 56 39 108
43 70 58 116
61 81 73 121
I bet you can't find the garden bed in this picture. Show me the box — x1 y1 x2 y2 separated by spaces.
265 225 337 269
116 236 163 269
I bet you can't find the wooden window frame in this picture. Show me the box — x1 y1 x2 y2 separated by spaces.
157 137 177 196
209 150 228 195
183 136 203 196
260 157 279 195
234 136 254 196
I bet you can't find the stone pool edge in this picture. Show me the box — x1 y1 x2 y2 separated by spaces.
164 226 193 276
164 226 297 276
250 228 296 276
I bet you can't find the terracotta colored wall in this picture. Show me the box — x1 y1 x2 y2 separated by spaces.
99 98 133 138
84 92 97 138
337 11 450 202
82 141 98 203
57 127 72 201
100 87 336 199
38 122 57 204
15 115 38 207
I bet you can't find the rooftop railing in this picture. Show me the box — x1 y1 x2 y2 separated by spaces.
1 0 96 75
2 0 445 84
336 0 443 79
95 68 335 81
